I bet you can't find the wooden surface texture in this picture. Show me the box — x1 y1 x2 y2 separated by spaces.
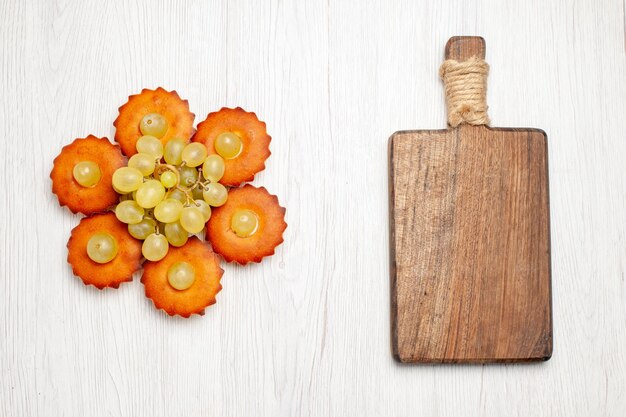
2 0 626 416
389 36 552 363
389 125 552 363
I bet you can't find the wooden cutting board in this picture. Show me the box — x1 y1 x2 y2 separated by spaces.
388 36 552 363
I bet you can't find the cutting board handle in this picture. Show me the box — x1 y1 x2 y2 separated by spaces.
445 36 485 61
441 36 490 127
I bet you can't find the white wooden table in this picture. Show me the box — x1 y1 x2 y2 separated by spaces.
2 0 626 415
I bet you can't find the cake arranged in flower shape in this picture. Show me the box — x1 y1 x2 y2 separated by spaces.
51 88 286 317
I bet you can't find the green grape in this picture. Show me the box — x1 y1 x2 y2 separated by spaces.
86 232 118 264
154 198 183 223
167 261 196 290
203 183 228 207
163 138 186 165
160 171 177 188
128 217 157 240
72 161 101 188
202 154 225 182
135 179 166 208
128 152 156 176
215 132 242 159
179 165 199 187
164 221 188 247
179 206 205 233
231 209 259 237
167 188 188 203
112 167 143 193
181 143 208 167
115 200 145 224
139 113 168 138
136 135 163 159
142 233 169 261
194 199 212 222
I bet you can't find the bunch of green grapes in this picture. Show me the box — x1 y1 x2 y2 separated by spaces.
110 115 230 262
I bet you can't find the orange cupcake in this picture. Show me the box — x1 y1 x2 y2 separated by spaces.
207 185 286 264
51 135 126 214
142 237 223 317
113 87 195 156
192 108 271 186
67 213 142 289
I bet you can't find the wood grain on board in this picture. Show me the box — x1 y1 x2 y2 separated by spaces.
389 37 552 363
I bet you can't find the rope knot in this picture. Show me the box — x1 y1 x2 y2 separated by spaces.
439 56 490 127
